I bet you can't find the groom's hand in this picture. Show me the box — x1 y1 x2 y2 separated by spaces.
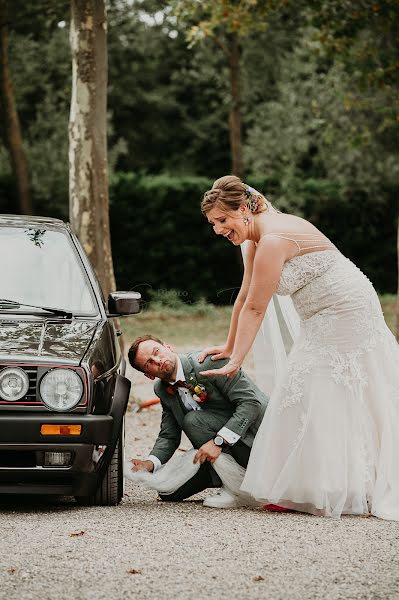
130 459 154 472
194 440 222 465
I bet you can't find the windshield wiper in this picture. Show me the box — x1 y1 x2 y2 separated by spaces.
0 299 73 318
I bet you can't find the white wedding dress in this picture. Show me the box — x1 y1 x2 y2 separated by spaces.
241 235 399 520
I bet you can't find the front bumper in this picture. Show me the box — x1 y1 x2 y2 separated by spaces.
0 373 131 496
0 414 113 444
0 414 113 495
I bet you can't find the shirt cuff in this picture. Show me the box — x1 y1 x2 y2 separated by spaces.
217 427 241 446
147 455 162 472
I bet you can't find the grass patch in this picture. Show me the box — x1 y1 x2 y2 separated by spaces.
121 304 232 350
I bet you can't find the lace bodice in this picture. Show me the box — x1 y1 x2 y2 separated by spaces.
276 250 340 296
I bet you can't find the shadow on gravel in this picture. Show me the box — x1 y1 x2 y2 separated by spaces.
0 494 78 512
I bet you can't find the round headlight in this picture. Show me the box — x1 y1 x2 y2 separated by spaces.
0 367 29 401
40 369 83 411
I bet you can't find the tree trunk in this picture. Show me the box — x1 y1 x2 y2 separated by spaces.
69 0 116 300
0 0 32 214
228 35 243 178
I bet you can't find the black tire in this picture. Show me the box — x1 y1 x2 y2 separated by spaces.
76 426 124 507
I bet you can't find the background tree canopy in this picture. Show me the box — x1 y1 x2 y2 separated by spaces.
0 0 398 300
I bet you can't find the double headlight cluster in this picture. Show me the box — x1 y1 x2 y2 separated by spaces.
0 367 83 411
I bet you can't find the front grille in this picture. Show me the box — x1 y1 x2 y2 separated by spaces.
0 365 38 405
24 367 37 401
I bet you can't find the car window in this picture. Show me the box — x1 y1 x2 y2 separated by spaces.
0 226 99 316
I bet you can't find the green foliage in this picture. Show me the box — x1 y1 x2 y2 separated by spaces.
170 0 282 45
107 0 232 176
0 0 397 300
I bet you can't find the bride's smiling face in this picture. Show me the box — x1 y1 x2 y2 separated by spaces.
206 206 247 245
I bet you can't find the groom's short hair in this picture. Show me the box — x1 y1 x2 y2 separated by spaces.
128 334 166 372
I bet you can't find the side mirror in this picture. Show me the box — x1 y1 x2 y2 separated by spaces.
107 291 142 316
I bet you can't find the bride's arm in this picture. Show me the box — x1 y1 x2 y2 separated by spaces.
225 242 256 350
198 241 256 362
200 238 287 377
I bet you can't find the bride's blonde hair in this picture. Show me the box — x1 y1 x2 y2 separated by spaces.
201 175 270 216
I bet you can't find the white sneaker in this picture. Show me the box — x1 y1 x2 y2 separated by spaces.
203 487 247 508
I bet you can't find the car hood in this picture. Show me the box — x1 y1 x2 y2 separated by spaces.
0 320 100 363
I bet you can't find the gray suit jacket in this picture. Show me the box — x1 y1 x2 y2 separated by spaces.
149 352 268 465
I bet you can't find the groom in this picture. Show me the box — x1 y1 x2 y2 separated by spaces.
128 334 268 508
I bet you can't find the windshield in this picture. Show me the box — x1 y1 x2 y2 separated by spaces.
0 226 98 316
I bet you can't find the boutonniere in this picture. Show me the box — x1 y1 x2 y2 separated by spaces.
187 375 208 404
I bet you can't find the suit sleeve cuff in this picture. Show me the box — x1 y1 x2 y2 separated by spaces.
147 455 162 472
218 427 241 445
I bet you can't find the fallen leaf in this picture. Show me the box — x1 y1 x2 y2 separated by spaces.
253 575 265 582
70 531 85 537
127 569 142 575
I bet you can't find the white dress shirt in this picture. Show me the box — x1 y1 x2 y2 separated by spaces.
148 357 240 472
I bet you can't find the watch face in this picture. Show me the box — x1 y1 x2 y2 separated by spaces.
214 436 224 446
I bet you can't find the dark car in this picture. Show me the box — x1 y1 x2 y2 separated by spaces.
0 214 141 505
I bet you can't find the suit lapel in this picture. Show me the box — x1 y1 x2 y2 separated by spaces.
180 353 195 387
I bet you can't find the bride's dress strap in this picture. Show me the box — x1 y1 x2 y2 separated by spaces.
258 232 335 256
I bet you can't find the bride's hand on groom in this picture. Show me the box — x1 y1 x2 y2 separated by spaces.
198 344 231 363
194 440 222 465
200 360 241 379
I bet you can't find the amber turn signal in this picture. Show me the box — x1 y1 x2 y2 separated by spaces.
40 424 82 436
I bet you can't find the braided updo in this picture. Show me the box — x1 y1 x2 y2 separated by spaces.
201 175 269 216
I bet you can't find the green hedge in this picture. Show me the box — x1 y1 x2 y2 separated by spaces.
109 173 243 304
109 173 398 302
0 172 396 300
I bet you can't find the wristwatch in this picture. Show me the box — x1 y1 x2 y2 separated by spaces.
213 435 225 447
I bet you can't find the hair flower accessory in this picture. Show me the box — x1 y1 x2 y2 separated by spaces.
244 185 260 213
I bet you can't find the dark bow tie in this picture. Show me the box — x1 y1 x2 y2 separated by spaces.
171 380 188 389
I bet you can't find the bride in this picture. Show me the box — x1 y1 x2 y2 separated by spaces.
199 174 399 520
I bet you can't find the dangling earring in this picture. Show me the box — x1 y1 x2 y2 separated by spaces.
243 215 252 226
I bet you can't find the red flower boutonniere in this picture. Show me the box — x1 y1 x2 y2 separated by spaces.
187 375 208 404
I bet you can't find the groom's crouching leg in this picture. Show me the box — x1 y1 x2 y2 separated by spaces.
183 410 250 469
159 411 224 502
159 462 219 502
182 410 224 450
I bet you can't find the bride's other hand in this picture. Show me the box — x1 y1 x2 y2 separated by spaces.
198 345 231 363
200 360 240 378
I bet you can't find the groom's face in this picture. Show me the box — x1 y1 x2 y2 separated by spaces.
135 340 178 381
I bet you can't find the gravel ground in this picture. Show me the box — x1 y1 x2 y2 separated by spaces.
1 404 399 600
